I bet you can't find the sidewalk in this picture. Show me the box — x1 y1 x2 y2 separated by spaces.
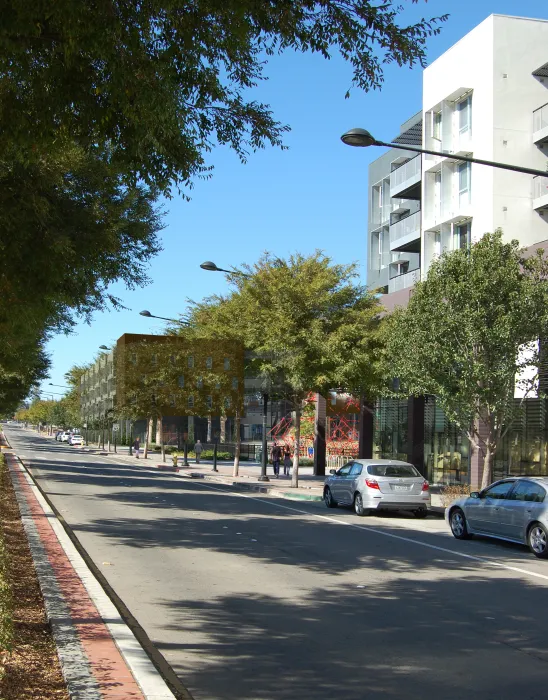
2 435 189 700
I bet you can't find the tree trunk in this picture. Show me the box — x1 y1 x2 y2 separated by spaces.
233 411 241 477
207 415 212 443
159 415 165 462
481 445 493 490
144 416 152 459
291 406 301 489
220 415 227 444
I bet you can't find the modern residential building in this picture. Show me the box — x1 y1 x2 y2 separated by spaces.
367 14 548 486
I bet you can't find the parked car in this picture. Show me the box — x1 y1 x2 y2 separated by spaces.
55 430 64 441
323 459 430 518
60 431 71 442
447 477 548 558
69 434 83 446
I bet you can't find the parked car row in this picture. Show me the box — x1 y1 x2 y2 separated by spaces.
55 430 83 446
323 459 548 559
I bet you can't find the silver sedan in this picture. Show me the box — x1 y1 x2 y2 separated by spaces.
323 459 430 518
446 477 548 558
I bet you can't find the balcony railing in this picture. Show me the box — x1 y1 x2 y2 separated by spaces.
533 175 548 210
388 268 420 294
389 210 421 249
533 103 548 140
390 155 421 197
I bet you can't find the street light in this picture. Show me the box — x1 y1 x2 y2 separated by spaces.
340 128 548 178
99 345 110 351
200 261 251 278
139 310 191 326
49 383 71 389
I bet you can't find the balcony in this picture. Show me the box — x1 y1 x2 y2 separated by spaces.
533 175 548 211
390 210 421 252
388 268 420 294
390 154 421 199
533 104 548 145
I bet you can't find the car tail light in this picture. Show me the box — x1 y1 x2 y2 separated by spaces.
422 481 429 492
365 479 380 490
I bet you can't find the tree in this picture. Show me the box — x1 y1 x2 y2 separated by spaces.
199 252 383 486
385 232 548 490
0 1 447 193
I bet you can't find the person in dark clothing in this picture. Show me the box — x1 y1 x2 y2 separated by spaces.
133 437 141 458
270 442 282 478
283 445 292 476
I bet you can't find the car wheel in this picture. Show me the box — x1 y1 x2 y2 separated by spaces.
324 487 337 509
354 492 368 517
414 508 428 519
528 523 548 558
449 507 472 540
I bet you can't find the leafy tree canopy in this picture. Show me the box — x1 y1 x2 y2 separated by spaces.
385 231 548 489
0 1 447 193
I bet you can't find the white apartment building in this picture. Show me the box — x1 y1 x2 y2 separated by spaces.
368 14 548 311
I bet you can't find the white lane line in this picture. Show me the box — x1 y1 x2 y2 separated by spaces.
190 480 548 584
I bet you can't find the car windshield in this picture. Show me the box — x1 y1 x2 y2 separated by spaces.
367 464 420 478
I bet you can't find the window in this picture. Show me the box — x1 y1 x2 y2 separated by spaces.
458 162 471 207
433 231 442 258
206 395 213 409
509 481 546 503
349 463 363 477
196 376 203 389
336 463 353 477
224 358 231 371
140 374 147 385
130 353 137 365
169 395 176 408
454 221 471 251
458 95 472 135
224 397 232 409
188 355 194 369
188 395 194 409
483 481 514 500
215 381 221 391
206 356 213 369
178 375 184 388
433 111 442 140
367 464 420 477
232 378 239 390
151 353 158 366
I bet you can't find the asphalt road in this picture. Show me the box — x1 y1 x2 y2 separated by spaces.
6 425 548 700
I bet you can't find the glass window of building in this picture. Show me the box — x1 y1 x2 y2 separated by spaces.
433 111 442 140
458 162 471 208
232 378 238 390
215 381 221 391
188 355 194 369
458 94 472 135
454 220 471 251
169 395 176 407
196 377 203 389
178 375 184 388
206 356 213 369
188 395 194 408
225 397 232 409
224 358 231 371
206 395 213 409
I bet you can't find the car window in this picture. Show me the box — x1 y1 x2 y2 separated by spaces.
349 463 363 477
337 463 353 477
509 481 546 503
367 464 420 478
483 481 514 500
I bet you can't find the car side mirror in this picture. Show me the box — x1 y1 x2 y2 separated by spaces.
469 491 481 499
329 469 336 475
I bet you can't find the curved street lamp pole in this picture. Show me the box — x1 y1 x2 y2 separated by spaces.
340 128 548 178
139 310 191 326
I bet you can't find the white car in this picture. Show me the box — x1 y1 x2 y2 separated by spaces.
60 432 71 442
69 434 83 446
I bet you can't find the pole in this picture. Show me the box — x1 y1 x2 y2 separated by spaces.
212 438 218 472
258 393 270 482
114 429 117 454
375 139 548 178
183 437 189 466
129 423 133 456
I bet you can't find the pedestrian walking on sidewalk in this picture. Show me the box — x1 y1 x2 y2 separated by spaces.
271 441 282 478
283 445 292 477
133 437 141 459
195 439 203 464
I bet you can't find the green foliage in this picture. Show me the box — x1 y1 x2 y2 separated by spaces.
385 231 548 488
0 1 447 194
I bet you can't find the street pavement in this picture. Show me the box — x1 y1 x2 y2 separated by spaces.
6 425 548 700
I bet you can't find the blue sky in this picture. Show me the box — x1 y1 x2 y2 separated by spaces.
41 0 548 396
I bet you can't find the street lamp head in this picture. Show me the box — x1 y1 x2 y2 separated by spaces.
200 261 220 272
139 309 152 317
340 128 377 148
99 345 109 350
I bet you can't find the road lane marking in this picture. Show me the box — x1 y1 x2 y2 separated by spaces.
191 480 548 584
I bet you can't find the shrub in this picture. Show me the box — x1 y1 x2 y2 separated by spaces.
0 455 13 660
299 458 314 466
439 483 471 507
